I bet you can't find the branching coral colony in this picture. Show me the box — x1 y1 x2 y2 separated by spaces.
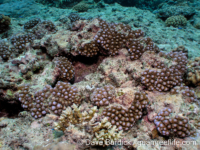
2 17 197 147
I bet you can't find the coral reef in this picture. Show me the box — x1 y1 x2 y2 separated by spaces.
95 20 127 56
36 18 161 58
1 2 200 148
18 84 52 118
128 37 160 60
30 20 57 40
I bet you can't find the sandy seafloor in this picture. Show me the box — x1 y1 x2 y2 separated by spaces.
0 0 200 150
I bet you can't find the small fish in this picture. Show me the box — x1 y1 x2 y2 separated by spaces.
178 27 182 29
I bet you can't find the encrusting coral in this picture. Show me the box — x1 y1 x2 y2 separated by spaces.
141 50 188 91
154 108 194 138
18 81 81 118
24 18 41 30
90 84 115 107
102 91 148 131
11 33 36 52
53 57 75 81
68 13 81 22
0 40 12 60
49 81 82 115
170 85 199 105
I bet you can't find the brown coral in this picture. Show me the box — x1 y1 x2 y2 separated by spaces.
186 57 200 86
49 81 82 115
165 15 187 27
90 85 115 107
53 57 75 81
154 108 193 138
141 50 188 91
24 18 41 30
73 2 90 12
102 91 148 131
11 34 36 52
0 40 12 60
0 14 11 33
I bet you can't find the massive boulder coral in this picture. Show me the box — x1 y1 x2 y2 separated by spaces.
0 14 11 33
72 2 90 12
186 57 200 86
165 15 187 27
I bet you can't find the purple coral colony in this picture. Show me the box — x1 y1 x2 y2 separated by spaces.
0 0 200 149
